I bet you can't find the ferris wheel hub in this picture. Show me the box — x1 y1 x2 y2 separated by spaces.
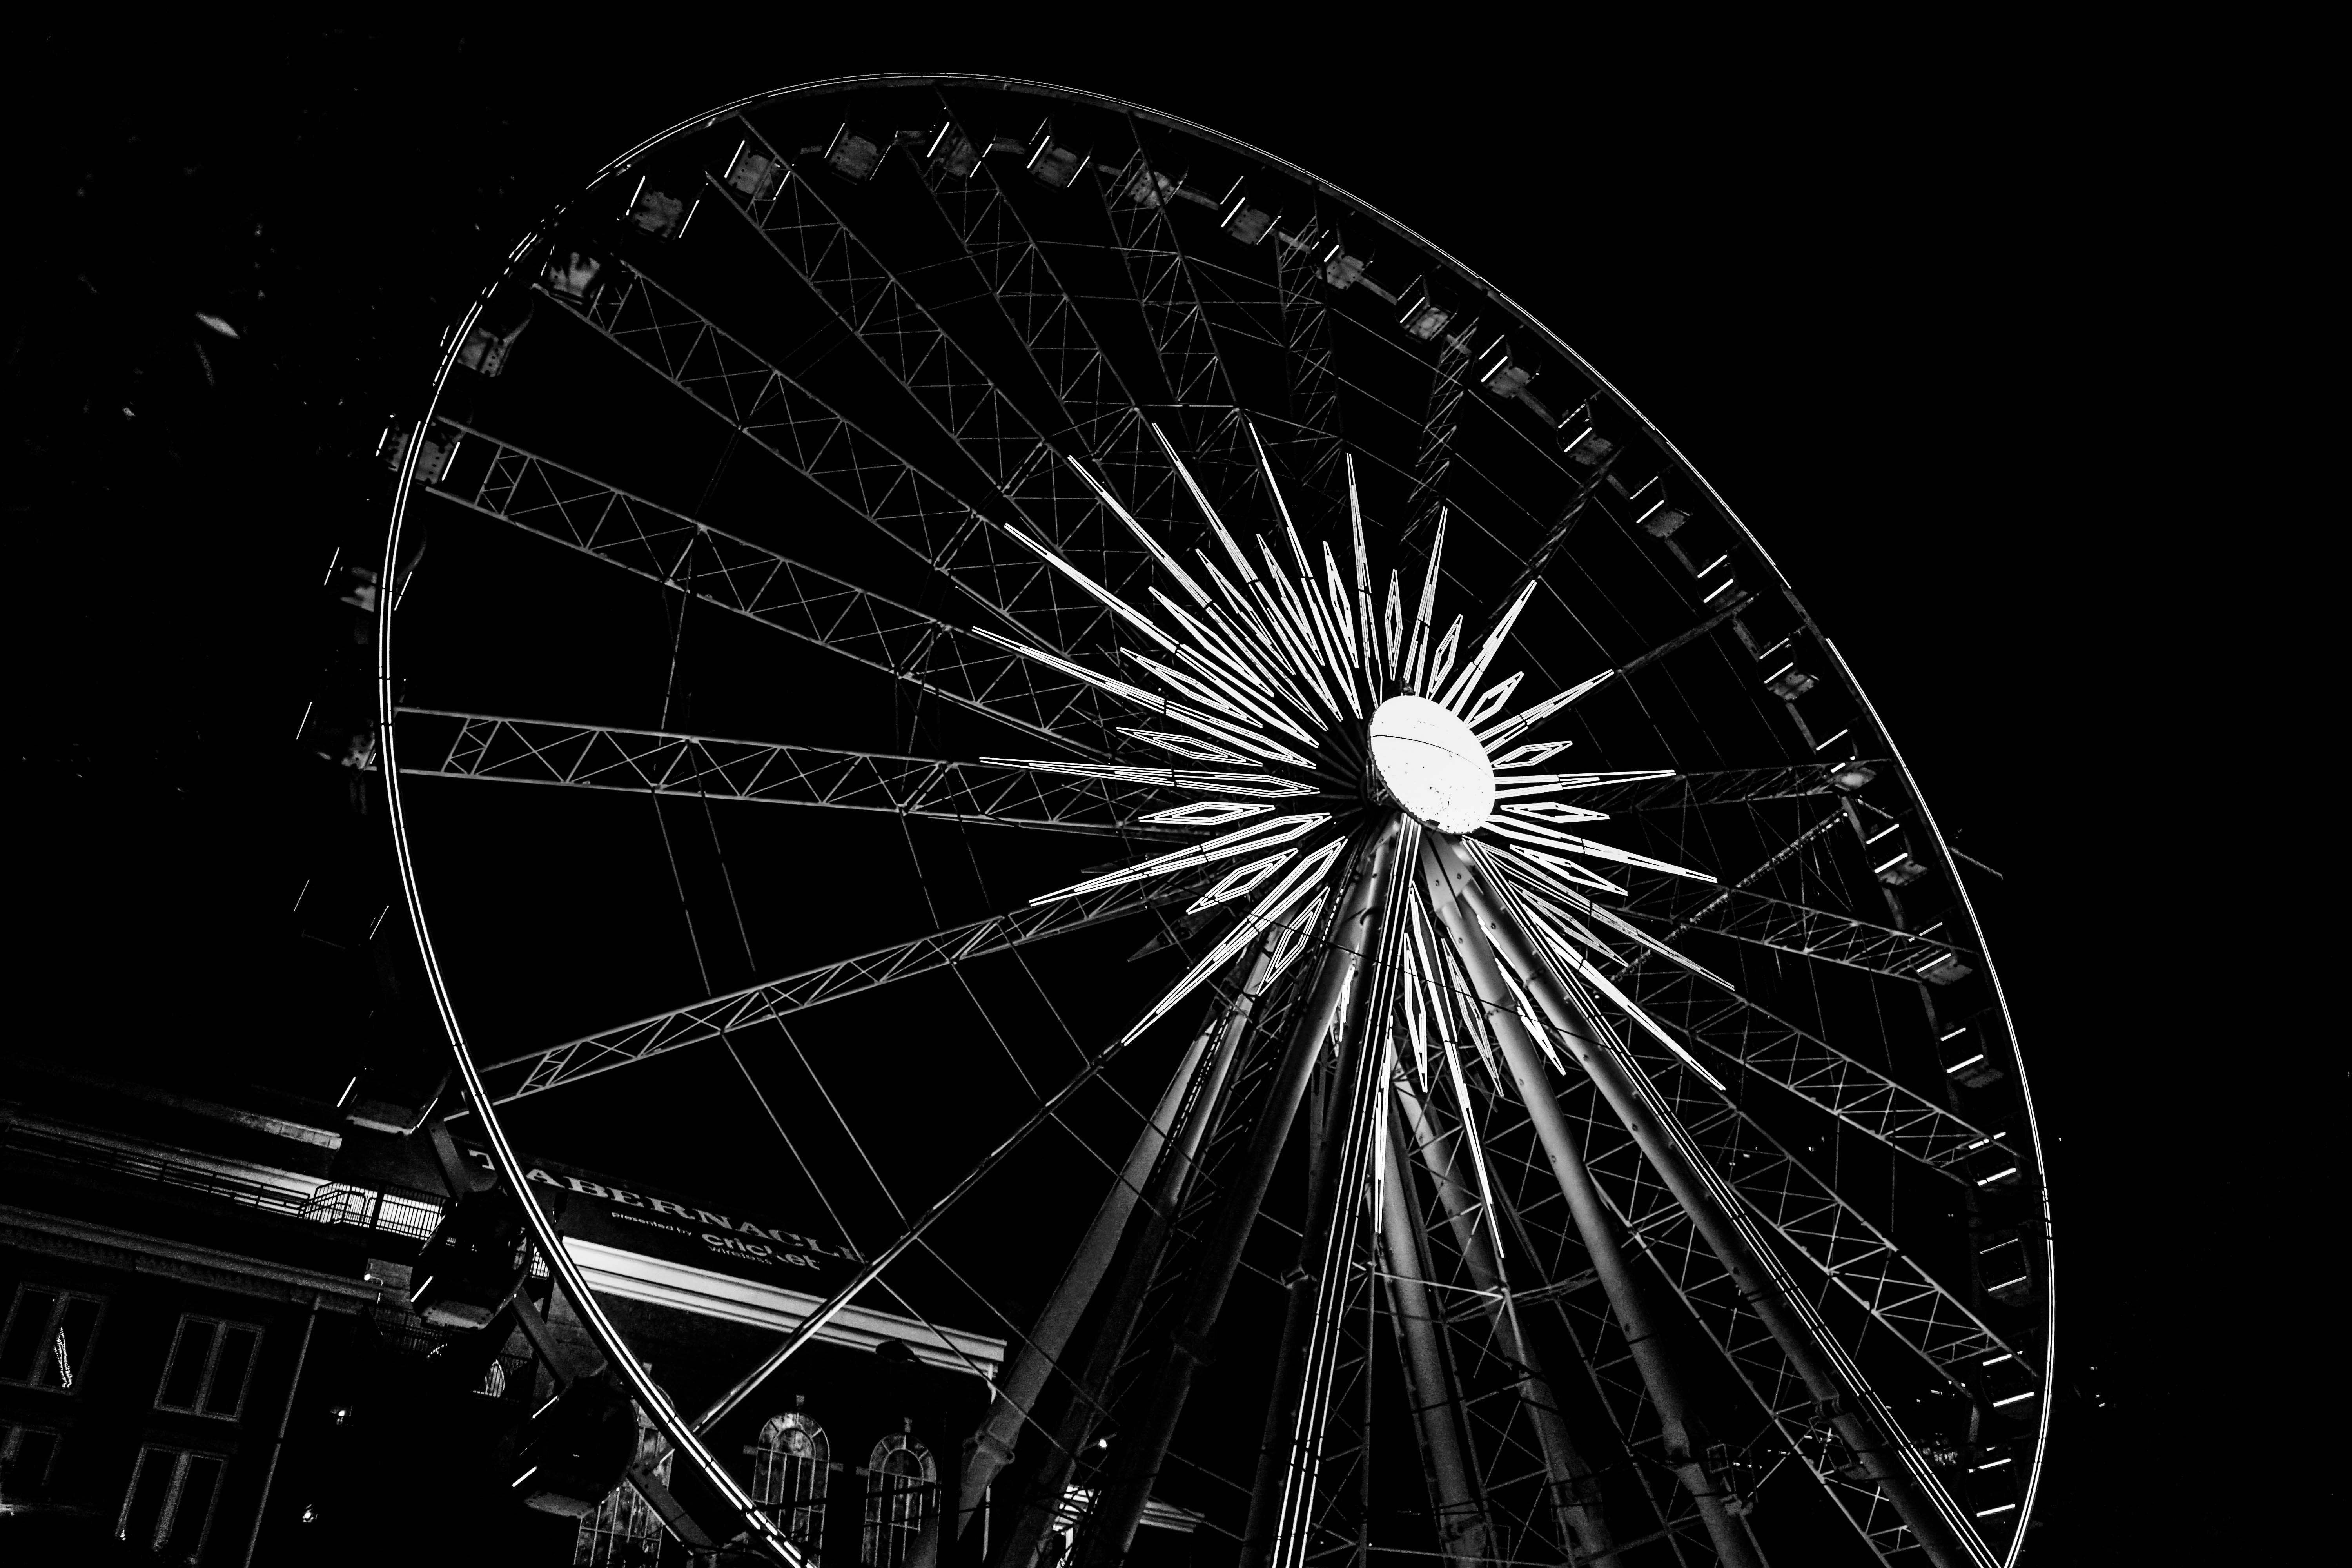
1367 695 1495 835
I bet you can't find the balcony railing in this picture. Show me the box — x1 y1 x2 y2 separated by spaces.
2 1116 445 1245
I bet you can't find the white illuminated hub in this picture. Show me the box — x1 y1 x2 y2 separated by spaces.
1368 695 1495 834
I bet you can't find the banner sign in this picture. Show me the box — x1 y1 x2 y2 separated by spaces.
487 1149 867 1296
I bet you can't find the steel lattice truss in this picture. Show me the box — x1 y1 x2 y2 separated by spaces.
395 708 1176 837
481 866 1222 1103
1634 885 1975 987
377 76 2050 1568
426 423 1097 751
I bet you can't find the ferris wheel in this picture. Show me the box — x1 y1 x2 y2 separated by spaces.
372 75 2053 1568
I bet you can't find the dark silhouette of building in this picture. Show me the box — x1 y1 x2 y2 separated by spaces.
0 1065 1010 1564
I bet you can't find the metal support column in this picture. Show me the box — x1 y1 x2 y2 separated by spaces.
1393 1080 1623 1567
1375 1106 1494 1568
982 940 1283 1568
1434 835 1978 1568
1079 820 1406 1568
1418 836 1763 1568
944 935 1281 1557
1237 823 1417 1568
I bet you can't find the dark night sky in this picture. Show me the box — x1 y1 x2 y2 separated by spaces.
8 21 2304 1564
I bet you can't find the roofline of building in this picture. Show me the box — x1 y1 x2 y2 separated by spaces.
564 1238 1005 1383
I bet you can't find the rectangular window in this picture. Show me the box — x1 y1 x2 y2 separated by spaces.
0 1284 105 1391
2 1423 64 1502
118 1444 226 1560
155 1315 263 1419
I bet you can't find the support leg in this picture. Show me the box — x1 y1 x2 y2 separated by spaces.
1375 1103 1495 1568
1079 820 1406 1568
985 948 1276 1568
1235 827 1416 1568
939 935 1283 1568
1432 835 1975 1568
1419 837 1763 1568
1393 1078 1623 1567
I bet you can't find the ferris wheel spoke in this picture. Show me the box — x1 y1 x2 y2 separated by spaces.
1512 844 2032 1384
1393 310 1476 555
909 105 1238 548
391 708 1183 837
545 262 1009 604
1229 334 1562 551
481 867 1220 1103
1577 1155 1929 1566
421 420 1110 755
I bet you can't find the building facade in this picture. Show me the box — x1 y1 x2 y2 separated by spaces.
0 1065 1000 1564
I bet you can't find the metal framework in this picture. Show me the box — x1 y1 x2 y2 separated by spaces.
372 75 2051 1568
481 866 1221 1103
395 708 1173 836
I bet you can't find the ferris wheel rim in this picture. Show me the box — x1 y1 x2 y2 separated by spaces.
371 75 2053 1567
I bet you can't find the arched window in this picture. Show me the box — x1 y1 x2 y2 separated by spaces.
753 1410 833 1562
861 1428 937 1568
574 1394 671 1566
